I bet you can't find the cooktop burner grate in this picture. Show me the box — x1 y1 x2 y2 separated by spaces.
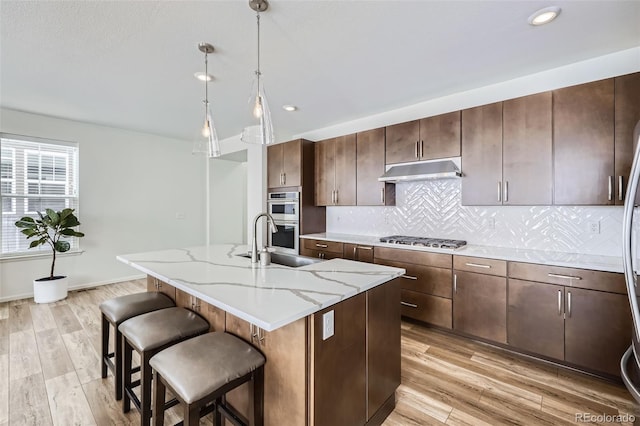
379 235 467 249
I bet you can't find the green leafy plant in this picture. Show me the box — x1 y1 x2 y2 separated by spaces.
15 208 85 280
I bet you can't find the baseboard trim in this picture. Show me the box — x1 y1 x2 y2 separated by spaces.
0 274 146 303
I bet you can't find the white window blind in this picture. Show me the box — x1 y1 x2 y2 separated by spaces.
1 134 79 256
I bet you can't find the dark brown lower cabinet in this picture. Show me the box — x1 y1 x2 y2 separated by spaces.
508 279 565 360
453 271 507 343
343 243 374 263
401 289 452 329
564 287 632 376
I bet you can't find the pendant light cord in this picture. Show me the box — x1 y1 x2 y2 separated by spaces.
204 51 209 106
256 9 261 86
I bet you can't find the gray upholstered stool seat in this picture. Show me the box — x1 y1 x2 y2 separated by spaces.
150 332 266 426
119 307 210 426
99 292 175 400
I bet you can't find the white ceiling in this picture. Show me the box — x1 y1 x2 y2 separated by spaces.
1 1 639 143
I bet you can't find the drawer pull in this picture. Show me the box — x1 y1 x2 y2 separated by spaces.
356 246 373 250
548 273 582 281
454 274 457 293
465 262 491 269
557 290 562 316
401 301 418 308
401 275 418 280
315 243 328 248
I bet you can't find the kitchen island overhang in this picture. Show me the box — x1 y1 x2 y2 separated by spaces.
116 244 405 332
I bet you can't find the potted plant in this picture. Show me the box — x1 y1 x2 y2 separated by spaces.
15 208 85 303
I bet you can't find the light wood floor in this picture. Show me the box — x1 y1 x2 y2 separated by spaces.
0 280 638 425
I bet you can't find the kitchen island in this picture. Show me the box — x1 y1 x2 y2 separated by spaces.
117 244 405 426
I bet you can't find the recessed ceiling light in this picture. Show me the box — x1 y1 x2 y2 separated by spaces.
283 105 297 112
194 72 213 81
528 6 561 26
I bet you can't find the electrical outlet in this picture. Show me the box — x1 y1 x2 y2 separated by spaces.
323 310 334 340
588 221 600 234
175 212 185 220
486 218 495 230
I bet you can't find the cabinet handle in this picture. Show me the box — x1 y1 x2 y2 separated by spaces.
415 141 419 159
250 324 259 343
357 246 373 250
567 291 572 318
283 172 286 185
335 189 339 204
619 176 624 201
557 290 562 316
315 243 328 248
258 328 265 345
353 246 357 259
454 274 457 293
465 262 491 269
504 181 509 203
401 274 418 280
608 176 613 201
381 187 385 204
401 301 418 308
547 273 582 280
498 181 502 202
420 140 424 158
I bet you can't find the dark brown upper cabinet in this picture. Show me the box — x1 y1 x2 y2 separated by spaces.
267 139 302 189
356 128 395 206
553 78 615 205
461 102 503 205
614 72 640 205
502 92 553 205
315 134 356 206
385 111 461 165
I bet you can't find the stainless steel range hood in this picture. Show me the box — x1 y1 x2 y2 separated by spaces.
378 158 462 183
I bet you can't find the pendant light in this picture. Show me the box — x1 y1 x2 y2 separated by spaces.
241 0 274 146
193 42 221 158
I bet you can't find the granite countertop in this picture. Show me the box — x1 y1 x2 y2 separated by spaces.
117 244 404 332
300 232 624 273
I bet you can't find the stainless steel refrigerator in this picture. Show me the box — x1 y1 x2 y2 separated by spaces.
621 120 640 402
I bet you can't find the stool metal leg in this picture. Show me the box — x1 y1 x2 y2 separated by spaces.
115 328 123 400
152 370 166 426
123 337 133 413
101 314 109 379
141 351 153 426
185 403 201 426
252 367 265 426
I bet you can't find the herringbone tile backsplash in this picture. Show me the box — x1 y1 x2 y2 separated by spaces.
326 180 625 257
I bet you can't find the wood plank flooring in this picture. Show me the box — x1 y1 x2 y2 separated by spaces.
0 281 637 425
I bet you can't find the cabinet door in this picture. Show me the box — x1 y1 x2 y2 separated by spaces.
461 102 503 205
419 111 461 159
367 279 400 421
453 271 506 343
507 279 564 360
357 128 393 206
334 134 356 206
267 143 284 189
315 138 335 206
385 120 420 164
281 139 302 187
554 79 614 205
564 288 632 376
615 72 640 205
503 93 553 205
343 244 374 263
146 276 176 301
300 247 343 260
401 289 452 329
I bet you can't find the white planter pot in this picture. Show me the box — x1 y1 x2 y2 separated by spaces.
33 276 68 304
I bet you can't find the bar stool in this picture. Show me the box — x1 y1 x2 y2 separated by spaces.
150 332 266 426
100 292 175 400
119 307 210 426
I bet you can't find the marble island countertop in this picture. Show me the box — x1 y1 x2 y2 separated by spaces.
117 244 405 332
301 232 625 273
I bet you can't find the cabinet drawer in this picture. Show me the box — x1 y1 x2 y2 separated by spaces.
508 262 626 294
302 238 343 254
454 256 506 276
344 243 374 263
374 246 452 268
300 248 343 260
375 259 451 298
400 290 452 329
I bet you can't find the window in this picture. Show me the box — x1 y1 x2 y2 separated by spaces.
1 134 79 256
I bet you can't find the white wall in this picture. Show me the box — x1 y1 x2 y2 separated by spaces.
209 159 247 244
0 109 206 301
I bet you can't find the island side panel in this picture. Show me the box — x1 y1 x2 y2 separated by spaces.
366 278 401 424
225 313 309 426
313 292 367 426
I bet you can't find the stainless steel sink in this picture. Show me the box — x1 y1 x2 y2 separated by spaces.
237 252 325 267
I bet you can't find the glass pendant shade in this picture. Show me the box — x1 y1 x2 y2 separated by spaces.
241 75 274 145
192 102 221 158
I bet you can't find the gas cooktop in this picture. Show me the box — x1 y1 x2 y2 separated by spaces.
379 235 467 250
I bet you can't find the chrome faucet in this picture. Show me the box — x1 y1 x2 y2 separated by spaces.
251 212 278 264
